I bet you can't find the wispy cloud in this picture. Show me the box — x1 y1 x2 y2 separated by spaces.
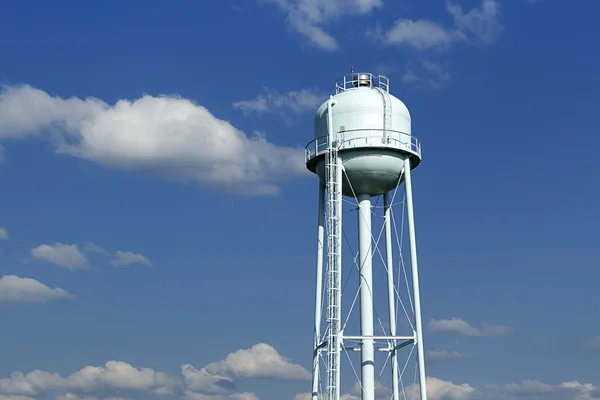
0 227 7 240
371 0 502 50
583 336 600 350
259 0 382 50
233 87 325 125
402 60 451 89
109 251 152 267
447 0 503 46
427 350 465 361
429 317 513 337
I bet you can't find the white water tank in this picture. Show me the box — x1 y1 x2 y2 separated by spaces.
305 73 422 197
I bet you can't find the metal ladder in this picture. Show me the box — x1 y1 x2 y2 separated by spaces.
325 111 342 400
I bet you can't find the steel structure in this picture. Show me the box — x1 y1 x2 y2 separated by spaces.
306 72 428 400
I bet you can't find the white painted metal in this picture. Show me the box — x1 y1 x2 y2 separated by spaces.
404 158 428 400
324 96 342 400
342 335 414 341
376 87 392 143
307 72 428 400
312 182 325 400
384 193 400 400
357 194 375 400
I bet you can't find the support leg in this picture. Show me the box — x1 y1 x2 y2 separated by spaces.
357 194 375 400
312 182 325 400
404 158 428 400
384 193 400 400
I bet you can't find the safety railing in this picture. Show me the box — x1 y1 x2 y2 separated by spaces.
305 129 421 163
335 73 390 94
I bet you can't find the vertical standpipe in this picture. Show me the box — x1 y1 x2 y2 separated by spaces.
357 194 375 400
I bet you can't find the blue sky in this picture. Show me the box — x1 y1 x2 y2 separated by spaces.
0 0 599 399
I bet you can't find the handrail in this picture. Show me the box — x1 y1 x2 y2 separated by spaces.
335 73 390 94
305 129 421 163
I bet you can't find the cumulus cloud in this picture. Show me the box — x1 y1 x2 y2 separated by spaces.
0 227 7 240
259 0 382 50
373 0 502 50
429 317 512 337
0 275 74 304
0 84 306 196
181 364 237 395
407 377 475 400
0 343 306 400
30 243 88 270
294 381 388 400
109 251 152 267
233 87 325 123
0 361 178 397
407 377 578 400
204 343 311 381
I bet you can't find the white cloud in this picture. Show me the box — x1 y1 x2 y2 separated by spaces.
308 378 600 400
0 227 7 240
427 350 464 361
109 251 152 267
56 395 131 400
559 381 599 400
429 317 512 337
447 0 503 45
185 392 260 400
0 144 5 163
30 243 88 270
0 343 307 400
376 19 465 50
0 361 178 397
0 395 36 400
0 275 74 304
83 242 109 255
181 364 236 395
204 343 311 381
407 377 475 400
0 84 306 196
374 0 502 50
233 87 325 119
259 0 382 50
498 380 553 396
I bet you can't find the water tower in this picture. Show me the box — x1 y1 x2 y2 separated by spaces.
305 72 428 400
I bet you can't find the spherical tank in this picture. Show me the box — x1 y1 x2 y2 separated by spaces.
306 74 422 197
